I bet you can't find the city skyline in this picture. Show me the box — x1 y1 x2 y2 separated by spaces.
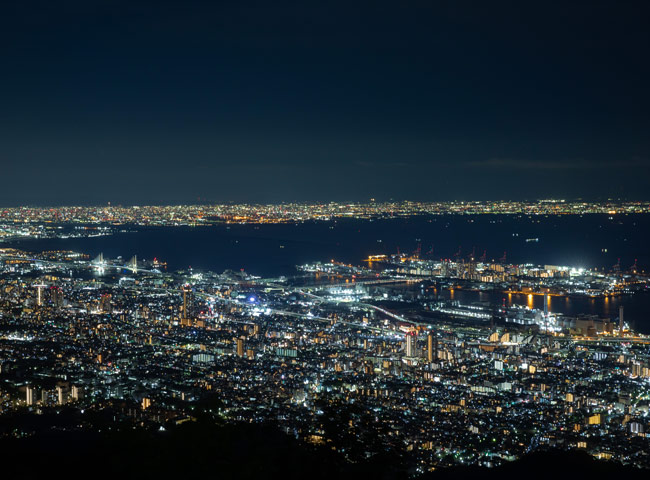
2 2 650 476
2 225 649 474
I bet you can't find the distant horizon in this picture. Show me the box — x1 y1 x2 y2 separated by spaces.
2 198 650 209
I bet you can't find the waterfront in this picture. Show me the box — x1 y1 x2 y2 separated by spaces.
6 215 650 275
5 214 650 332
431 288 650 334
2 217 650 471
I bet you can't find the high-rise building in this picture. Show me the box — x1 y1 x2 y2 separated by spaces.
236 337 245 357
26 386 34 406
35 284 46 306
544 293 549 316
182 285 193 326
427 332 437 362
619 306 624 336
588 414 602 425
50 286 64 308
405 333 416 357
100 294 112 313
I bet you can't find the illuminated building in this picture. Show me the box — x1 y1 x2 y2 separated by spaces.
182 285 192 326
50 286 64 308
236 337 245 357
588 414 602 425
619 306 624 336
405 332 416 357
35 284 46 306
100 294 112 313
427 332 437 362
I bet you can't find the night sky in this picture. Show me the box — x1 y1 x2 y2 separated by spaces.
1 1 649 205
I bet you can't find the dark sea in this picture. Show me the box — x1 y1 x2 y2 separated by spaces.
6 214 650 332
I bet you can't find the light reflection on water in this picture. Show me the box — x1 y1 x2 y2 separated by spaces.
7 217 650 332
432 288 649 334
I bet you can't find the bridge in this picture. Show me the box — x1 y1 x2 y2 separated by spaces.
0 252 157 274
91 253 141 273
301 277 418 291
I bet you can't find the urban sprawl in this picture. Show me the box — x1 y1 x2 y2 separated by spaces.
0 200 649 229
0 240 649 473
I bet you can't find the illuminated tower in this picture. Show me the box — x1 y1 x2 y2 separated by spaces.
544 292 550 344
619 305 624 336
35 284 46 306
544 293 549 318
182 285 192 325
129 255 138 273
434 332 438 361
427 333 434 362
405 332 416 357
236 337 245 357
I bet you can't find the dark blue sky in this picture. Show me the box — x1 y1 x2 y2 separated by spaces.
1 1 649 205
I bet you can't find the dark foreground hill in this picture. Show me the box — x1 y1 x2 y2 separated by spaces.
0 419 646 480
427 449 647 480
